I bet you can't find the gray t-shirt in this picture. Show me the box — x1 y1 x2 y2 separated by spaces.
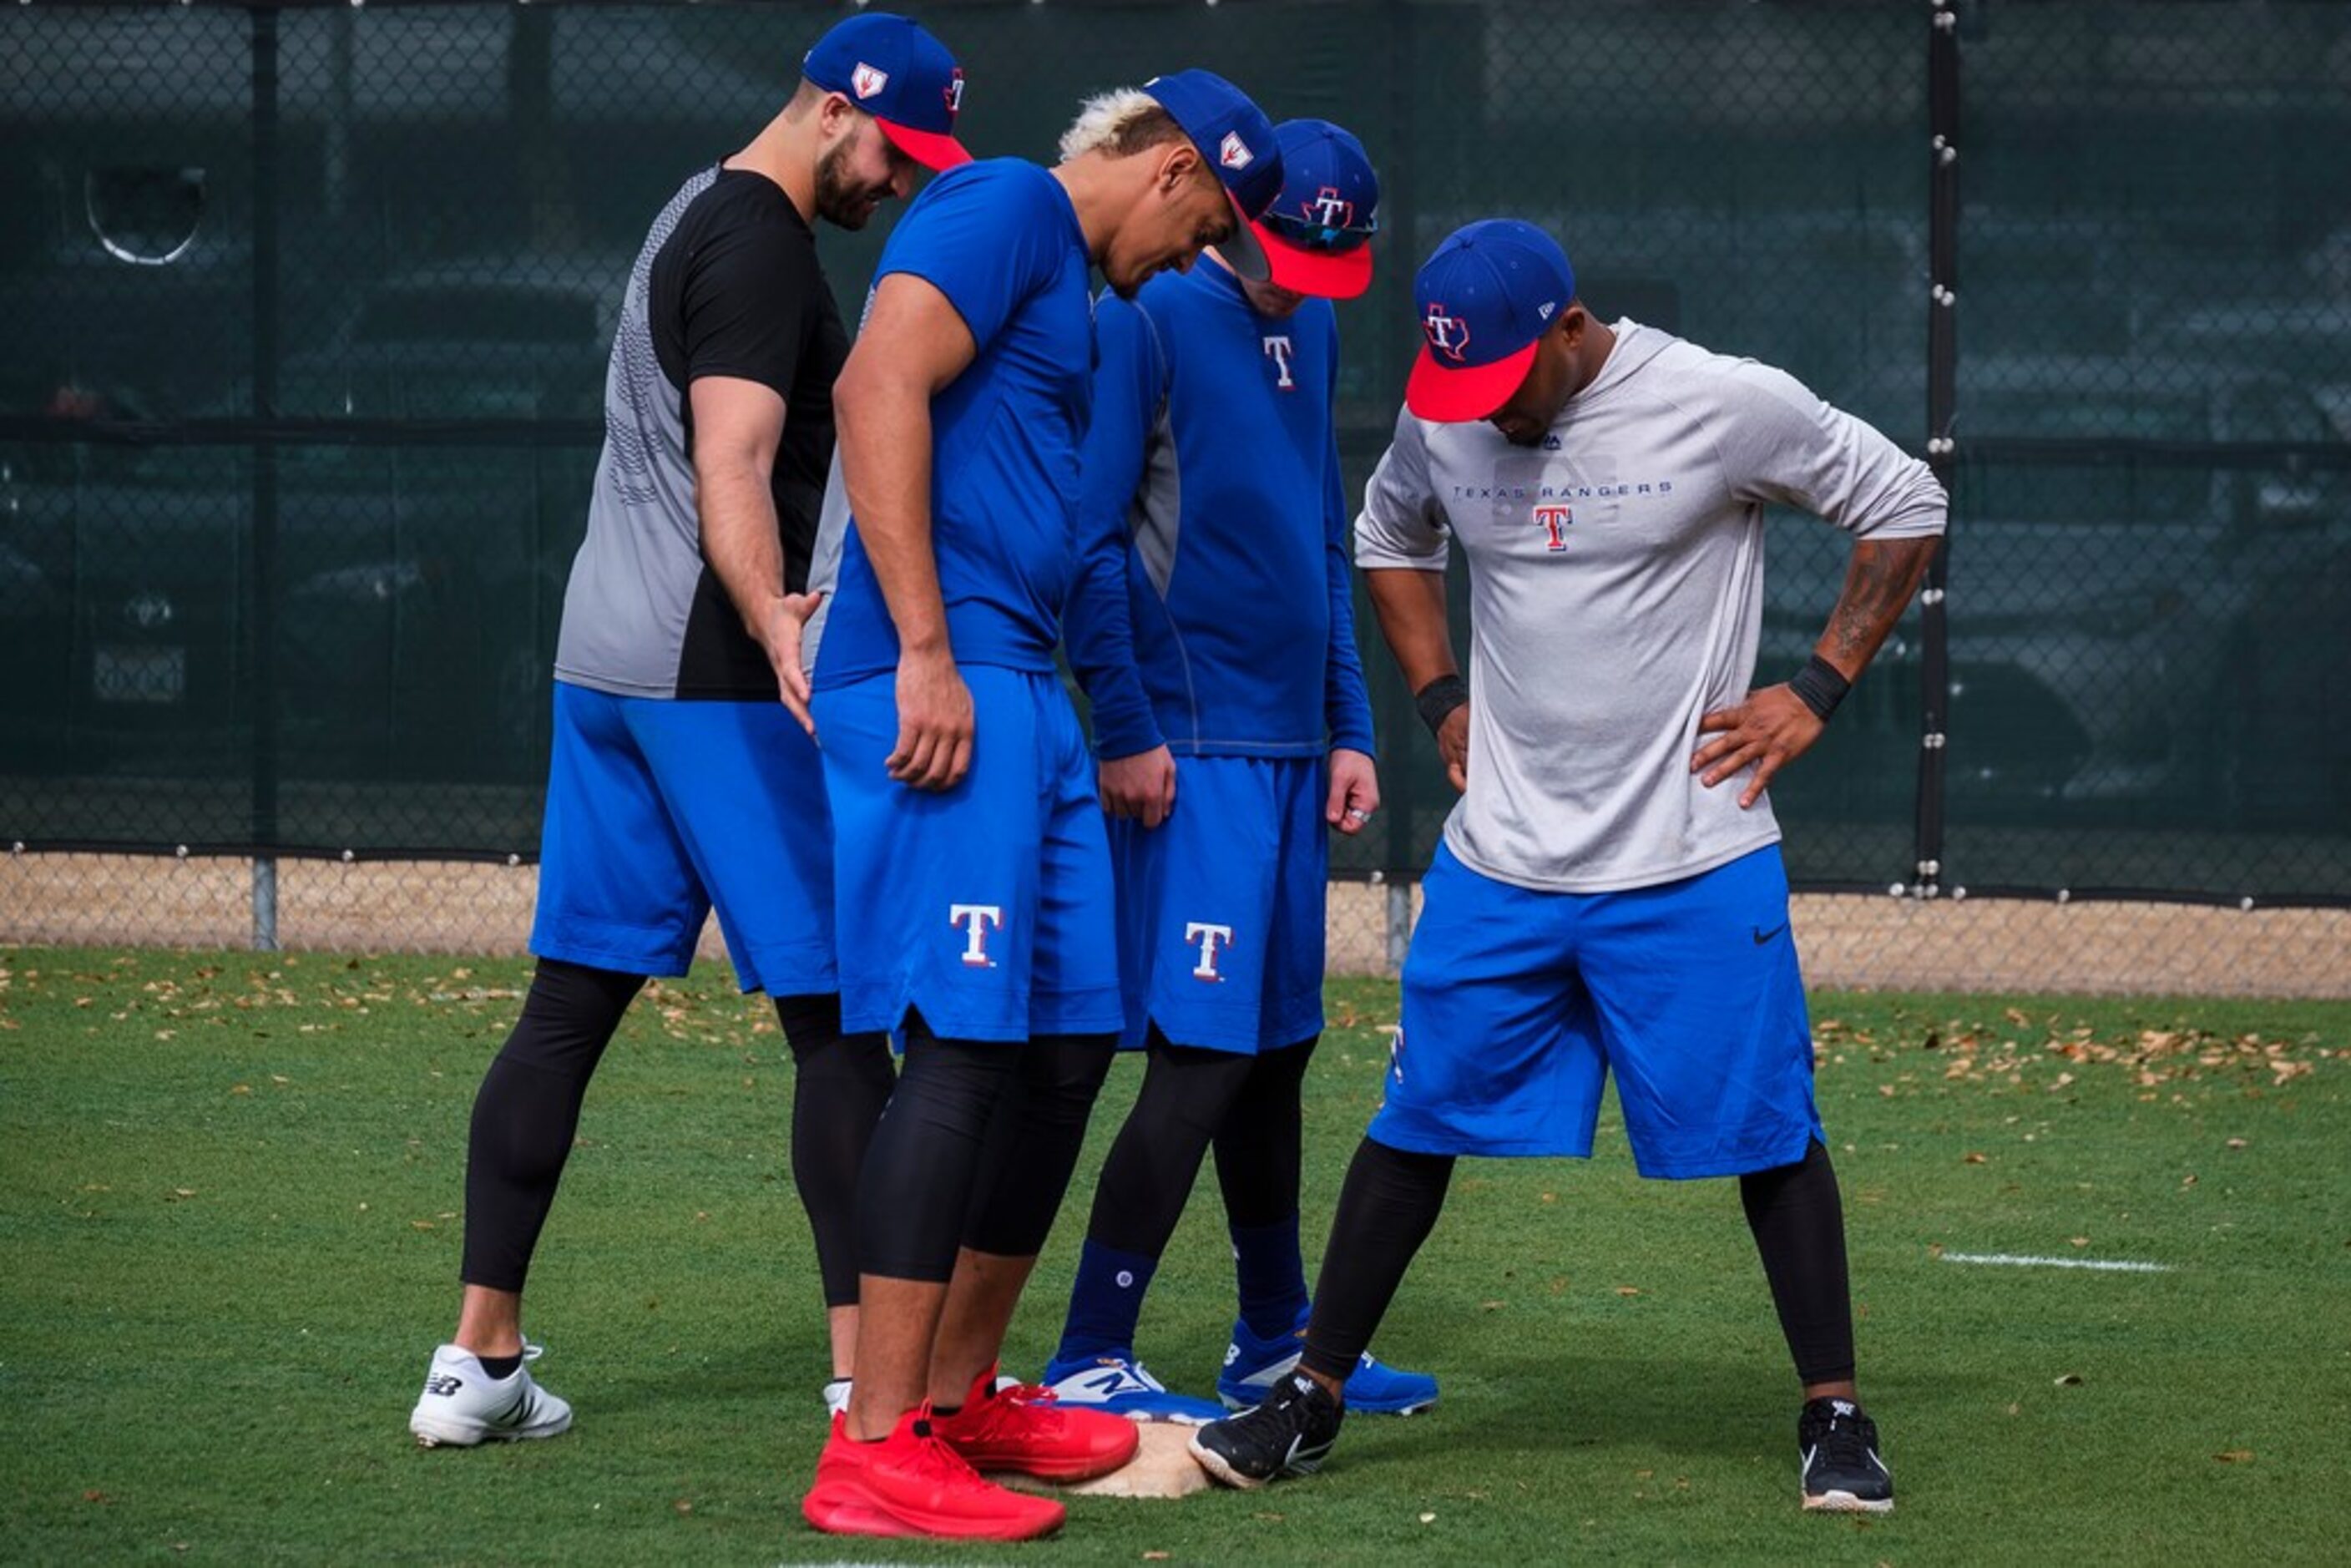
1355 321 1948 893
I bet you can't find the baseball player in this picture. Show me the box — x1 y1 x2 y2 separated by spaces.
790 72 1287 1541
407 13 968 1449
1192 219 1945 1516
1041 119 1434 1423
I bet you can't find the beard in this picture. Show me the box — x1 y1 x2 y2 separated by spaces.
814 140 877 230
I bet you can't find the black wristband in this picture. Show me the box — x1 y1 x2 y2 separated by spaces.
1787 654 1852 722
1414 673 1469 736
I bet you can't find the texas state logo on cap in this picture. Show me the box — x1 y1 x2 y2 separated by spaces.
1139 68 1282 282
801 12 971 170
1251 119 1381 300
1405 220 1576 422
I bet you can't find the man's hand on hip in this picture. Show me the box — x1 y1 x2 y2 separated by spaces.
1692 685 1827 808
888 648 974 792
1327 747 1381 836
1099 745 1177 828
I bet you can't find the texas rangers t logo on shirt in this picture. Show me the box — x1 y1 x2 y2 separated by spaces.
950 903 1004 968
1423 303 1469 362
1532 503 1572 551
1262 334 1296 391
1185 921 1236 981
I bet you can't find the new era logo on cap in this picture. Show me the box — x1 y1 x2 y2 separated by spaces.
801 12 971 170
1404 219 1576 422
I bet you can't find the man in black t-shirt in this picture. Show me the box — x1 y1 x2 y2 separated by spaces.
407 12 970 1450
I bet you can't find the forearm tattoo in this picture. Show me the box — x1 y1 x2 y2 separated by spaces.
1825 537 1939 671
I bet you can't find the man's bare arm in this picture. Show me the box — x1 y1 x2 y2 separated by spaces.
690 375 821 731
1693 534 1943 807
832 272 979 790
1365 565 1469 792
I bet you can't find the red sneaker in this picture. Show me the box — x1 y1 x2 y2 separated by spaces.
931 1364 1141 1481
802 1405 1065 1541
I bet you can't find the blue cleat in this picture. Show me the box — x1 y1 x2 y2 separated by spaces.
1215 1316 1438 1416
1040 1352 1227 1424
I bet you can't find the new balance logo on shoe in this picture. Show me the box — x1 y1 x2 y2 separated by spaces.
424 1374 463 1397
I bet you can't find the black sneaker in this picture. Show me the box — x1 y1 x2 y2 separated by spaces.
1188 1372 1344 1490
1798 1397 1893 1514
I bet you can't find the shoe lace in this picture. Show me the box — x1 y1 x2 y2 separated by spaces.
978 1381 1065 1434
1812 1411 1875 1474
908 1420 985 1487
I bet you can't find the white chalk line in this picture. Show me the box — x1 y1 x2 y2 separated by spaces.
1938 1252 2172 1273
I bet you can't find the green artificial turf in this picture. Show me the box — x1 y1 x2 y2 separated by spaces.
2 948 2345 1564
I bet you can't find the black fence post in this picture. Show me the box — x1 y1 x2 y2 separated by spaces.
249 3 281 948
1914 0 1962 901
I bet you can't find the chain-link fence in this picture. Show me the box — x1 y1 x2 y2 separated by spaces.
3 1 2348 994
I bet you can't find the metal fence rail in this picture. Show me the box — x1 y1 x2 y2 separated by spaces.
3 1 2348 991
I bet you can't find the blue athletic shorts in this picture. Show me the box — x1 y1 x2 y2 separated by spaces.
1368 842 1821 1178
1110 754 1327 1054
530 680 835 995
814 666 1121 1043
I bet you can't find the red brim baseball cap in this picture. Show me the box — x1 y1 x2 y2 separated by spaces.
1255 222 1374 298
1405 339 1540 422
1404 220 1575 422
876 117 971 171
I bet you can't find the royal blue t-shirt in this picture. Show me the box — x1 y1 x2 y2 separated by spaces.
1064 262 1377 760
810 159 1095 686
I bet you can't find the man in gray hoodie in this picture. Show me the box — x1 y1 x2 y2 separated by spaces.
1191 219 1945 1517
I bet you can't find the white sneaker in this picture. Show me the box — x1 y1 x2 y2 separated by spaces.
823 1378 852 1419
409 1343 574 1447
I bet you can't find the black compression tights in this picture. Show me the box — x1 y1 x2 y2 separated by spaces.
855 1019 1115 1282
458 960 891 1305
1300 1136 1857 1389
776 993 897 1308
460 959 643 1292
1738 1138 1856 1385
1088 1032 1317 1257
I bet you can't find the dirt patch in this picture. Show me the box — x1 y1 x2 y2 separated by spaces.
4 853 2346 999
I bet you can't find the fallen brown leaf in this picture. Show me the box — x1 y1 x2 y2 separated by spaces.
2214 1449 2253 1464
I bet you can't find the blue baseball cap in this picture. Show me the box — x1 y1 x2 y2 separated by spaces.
1252 119 1381 299
801 13 970 171
1406 220 1577 422
1140 69 1282 281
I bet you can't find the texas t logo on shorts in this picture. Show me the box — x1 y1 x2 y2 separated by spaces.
1185 921 1236 982
951 903 1005 968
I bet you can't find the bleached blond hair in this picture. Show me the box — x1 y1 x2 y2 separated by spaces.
1057 87 1189 164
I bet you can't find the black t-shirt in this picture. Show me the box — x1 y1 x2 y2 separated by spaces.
650 167 848 699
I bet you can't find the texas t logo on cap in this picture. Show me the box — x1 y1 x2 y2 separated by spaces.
1423 304 1470 362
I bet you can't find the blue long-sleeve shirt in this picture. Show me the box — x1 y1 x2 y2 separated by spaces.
1065 262 1378 761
